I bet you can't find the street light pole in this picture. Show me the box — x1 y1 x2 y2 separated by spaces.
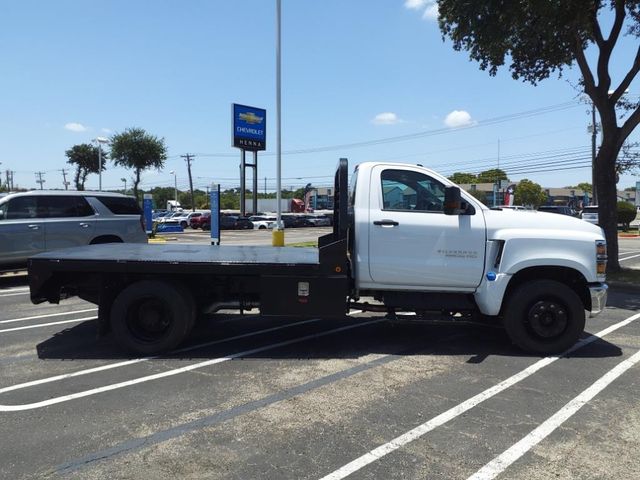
121 178 127 195
169 170 177 204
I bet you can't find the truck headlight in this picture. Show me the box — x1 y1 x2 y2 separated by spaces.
596 241 607 277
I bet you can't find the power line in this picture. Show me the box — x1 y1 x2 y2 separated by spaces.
189 101 581 158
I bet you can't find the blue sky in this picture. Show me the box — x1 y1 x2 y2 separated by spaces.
1 0 638 193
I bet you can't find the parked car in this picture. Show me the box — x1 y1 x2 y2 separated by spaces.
492 205 528 211
202 215 253 231
580 206 599 225
281 214 307 228
248 215 276 230
300 214 332 227
190 212 210 229
0 190 147 270
169 211 206 229
537 205 576 216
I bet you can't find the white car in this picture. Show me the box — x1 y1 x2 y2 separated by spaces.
580 206 599 225
248 216 276 230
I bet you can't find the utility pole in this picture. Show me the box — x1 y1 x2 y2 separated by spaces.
181 153 196 212
35 171 46 190
60 168 69 190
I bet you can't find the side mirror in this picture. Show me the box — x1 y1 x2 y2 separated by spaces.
444 186 463 215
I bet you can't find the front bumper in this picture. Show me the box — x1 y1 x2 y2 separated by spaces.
589 282 608 317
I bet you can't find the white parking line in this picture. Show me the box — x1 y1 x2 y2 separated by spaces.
619 253 640 262
0 291 30 298
468 348 640 480
318 312 640 480
0 287 29 293
0 318 321 395
0 316 96 333
0 319 382 411
0 308 98 325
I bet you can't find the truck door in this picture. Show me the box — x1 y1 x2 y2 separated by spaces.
368 166 486 289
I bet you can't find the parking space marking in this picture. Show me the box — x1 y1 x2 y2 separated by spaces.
0 316 95 333
0 319 382 411
0 308 98 325
318 312 640 480
619 253 640 262
0 291 30 298
468 348 640 480
0 318 321 395
0 286 29 293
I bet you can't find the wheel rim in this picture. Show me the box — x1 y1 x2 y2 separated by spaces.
526 300 568 339
126 297 172 343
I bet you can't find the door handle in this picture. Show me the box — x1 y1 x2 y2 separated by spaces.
27 224 39 230
373 219 399 227
79 223 90 228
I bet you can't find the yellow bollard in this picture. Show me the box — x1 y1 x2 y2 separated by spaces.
272 228 285 247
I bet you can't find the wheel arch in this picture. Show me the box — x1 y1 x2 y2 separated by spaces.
90 235 123 245
502 266 590 314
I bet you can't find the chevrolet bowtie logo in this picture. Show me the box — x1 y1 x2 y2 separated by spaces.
239 112 264 124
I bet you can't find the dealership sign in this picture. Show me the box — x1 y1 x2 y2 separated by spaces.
232 103 266 151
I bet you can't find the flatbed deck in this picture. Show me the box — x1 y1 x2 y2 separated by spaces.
31 243 320 266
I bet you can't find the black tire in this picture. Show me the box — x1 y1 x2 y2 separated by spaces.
503 280 585 354
180 221 188 229
110 280 195 355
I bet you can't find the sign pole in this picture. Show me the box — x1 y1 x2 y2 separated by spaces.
210 184 220 245
143 193 153 236
240 149 246 217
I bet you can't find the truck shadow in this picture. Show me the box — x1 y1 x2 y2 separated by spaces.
35 314 622 362
606 289 640 311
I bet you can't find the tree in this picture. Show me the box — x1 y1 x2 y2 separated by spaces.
617 201 637 230
449 172 477 184
476 168 508 184
566 182 593 194
514 179 547 208
466 188 490 206
438 0 640 272
109 128 168 201
65 143 105 190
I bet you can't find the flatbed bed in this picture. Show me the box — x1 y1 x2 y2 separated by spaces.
27 160 351 354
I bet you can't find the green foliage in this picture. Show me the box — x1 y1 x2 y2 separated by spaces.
449 172 477 184
476 168 507 183
109 128 167 201
466 188 489 206
617 201 636 230
514 179 546 208
565 182 592 194
220 190 240 210
437 0 640 271
65 143 105 190
438 0 592 84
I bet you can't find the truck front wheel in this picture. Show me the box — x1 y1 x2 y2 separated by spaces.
110 280 195 355
503 280 585 355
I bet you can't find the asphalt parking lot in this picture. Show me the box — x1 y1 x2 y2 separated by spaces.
0 231 639 479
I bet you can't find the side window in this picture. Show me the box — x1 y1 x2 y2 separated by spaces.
36 196 95 218
4 197 37 219
381 169 445 212
96 196 142 214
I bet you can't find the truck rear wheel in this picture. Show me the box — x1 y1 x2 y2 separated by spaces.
503 280 585 354
110 280 195 355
